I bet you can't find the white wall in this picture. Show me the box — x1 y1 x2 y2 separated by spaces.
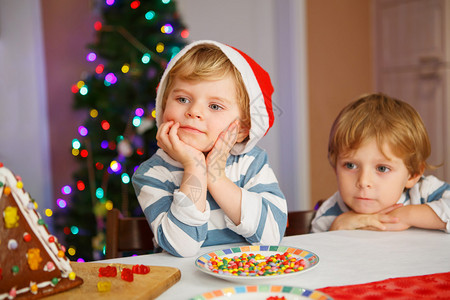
176 0 309 210
0 1 53 218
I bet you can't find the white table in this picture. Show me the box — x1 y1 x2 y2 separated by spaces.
98 229 450 299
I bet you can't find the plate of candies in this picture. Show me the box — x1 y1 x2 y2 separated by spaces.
195 245 319 283
189 285 333 300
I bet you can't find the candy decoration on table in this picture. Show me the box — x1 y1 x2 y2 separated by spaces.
97 280 112 292
0 163 83 299
98 265 117 277
121 267 134 282
94 264 152 294
206 252 307 277
132 264 150 274
267 297 286 300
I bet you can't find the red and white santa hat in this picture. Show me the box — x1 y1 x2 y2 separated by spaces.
155 40 274 155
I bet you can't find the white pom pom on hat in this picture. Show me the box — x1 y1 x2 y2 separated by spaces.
154 40 274 155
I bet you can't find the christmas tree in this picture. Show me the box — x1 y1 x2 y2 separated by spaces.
55 0 188 261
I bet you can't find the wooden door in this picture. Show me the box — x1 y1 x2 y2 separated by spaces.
374 0 450 181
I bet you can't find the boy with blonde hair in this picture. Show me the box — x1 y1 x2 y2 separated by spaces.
311 93 450 232
133 40 287 257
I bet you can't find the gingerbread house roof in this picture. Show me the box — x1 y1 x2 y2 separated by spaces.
0 163 83 299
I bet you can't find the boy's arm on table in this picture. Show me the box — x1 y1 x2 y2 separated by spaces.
329 205 401 231
384 177 450 232
383 204 447 231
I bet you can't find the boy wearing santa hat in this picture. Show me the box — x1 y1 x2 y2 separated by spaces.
132 40 287 257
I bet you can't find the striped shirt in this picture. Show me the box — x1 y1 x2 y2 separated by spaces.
311 175 450 233
132 146 287 257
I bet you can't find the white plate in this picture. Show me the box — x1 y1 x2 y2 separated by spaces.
190 285 333 300
195 245 319 283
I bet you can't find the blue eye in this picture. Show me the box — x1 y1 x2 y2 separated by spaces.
377 166 390 173
344 162 356 169
177 97 189 104
209 104 223 111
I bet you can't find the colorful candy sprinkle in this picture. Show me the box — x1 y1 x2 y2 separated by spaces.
206 252 306 277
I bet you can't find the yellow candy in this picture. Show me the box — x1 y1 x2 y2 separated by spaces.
97 281 111 292
4 206 19 228
16 181 23 189
69 272 76 280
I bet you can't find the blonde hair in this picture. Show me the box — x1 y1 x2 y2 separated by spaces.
161 44 251 130
328 93 431 176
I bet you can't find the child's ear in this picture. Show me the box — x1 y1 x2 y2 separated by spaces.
236 126 250 143
405 171 423 189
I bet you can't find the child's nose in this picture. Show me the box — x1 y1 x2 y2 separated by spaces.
356 169 373 189
185 104 203 119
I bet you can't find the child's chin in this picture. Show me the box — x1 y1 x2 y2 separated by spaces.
352 205 378 214
180 138 211 153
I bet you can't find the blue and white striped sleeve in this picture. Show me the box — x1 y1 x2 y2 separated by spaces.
225 148 287 245
132 150 210 257
310 192 347 233
420 176 450 233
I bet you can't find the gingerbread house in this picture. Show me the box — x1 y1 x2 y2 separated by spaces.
0 163 83 299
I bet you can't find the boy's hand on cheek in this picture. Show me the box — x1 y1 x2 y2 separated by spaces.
157 121 205 168
206 120 239 184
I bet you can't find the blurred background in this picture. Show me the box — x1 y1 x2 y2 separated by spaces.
1 0 449 260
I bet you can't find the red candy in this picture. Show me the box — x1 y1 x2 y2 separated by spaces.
23 233 32 242
98 266 117 277
267 297 286 300
132 264 150 274
121 268 134 282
